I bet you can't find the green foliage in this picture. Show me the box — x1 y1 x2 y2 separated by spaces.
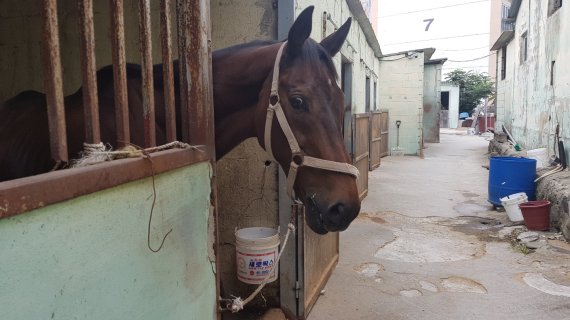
445 69 495 114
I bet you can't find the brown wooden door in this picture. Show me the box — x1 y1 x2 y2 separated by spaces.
369 111 382 170
380 110 390 158
353 113 370 200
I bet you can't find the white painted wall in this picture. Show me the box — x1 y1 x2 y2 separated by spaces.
378 52 425 155
495 0 570 160
441 84 460 128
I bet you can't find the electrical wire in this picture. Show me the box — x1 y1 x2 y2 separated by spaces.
379 55 412 61
379 0 490 18
446 52 496 62
438 46 489 51
383 32 490 46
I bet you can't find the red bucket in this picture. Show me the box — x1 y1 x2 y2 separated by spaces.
519 200 551 231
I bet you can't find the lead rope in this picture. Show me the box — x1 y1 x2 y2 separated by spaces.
220 210 298 313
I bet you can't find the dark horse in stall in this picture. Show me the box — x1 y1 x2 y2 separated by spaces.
0 7 360 234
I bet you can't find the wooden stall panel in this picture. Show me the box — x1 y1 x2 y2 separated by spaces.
353 114 369 200
298 206 339 319
380 111 390 158
369 111 382 171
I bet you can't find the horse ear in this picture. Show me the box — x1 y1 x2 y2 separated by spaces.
287 6 314 58
320 18 351 57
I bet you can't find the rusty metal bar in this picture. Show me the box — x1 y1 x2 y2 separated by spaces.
110 0 130 146
0 148 208 219
138 0 156 147
188 0 215 158
78 0 101 144
176 0 191 143
160 0 177 142
41 0 68 163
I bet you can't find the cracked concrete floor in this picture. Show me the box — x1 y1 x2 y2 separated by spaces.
308 130 570 320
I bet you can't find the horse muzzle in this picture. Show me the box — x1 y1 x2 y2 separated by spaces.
305 197 360 234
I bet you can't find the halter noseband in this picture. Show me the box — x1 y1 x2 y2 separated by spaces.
264 42 360 198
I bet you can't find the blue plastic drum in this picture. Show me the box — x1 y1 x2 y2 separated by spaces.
488 157 537 206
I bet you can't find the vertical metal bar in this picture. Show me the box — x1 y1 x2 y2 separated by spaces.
78 0 101 144
139 0 156 147
160 0 177 142
188 0 214 157
41 0 68 163
176 0 190 143
110 0 130 146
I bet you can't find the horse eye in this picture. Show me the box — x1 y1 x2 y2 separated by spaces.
289 96 307 111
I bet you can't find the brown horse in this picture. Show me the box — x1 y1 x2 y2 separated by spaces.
0 6 360 234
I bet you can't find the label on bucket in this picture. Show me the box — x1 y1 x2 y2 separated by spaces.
236 250 277 284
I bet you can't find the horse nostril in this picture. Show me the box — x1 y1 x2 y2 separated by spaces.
327 202 347 225
325 201 360 231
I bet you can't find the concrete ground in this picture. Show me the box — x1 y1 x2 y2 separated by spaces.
308 129 570 320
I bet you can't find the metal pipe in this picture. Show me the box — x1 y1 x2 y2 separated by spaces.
78 0 101 144
41 0 68 163
110 0 130 146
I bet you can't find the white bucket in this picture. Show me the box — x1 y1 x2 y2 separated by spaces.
500 192 528 222
527 148 549 169
235 227 280 284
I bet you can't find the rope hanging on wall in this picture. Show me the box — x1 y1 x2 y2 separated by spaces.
71 141 204 167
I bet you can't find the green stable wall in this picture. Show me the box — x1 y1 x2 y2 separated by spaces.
0 162 216 320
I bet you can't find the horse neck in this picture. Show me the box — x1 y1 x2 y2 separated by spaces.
212 42 281 158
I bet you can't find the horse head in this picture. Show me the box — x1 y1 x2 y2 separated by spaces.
254 6 360 234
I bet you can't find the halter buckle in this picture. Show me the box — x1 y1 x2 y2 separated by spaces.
269 93 279 106
292 153 304 166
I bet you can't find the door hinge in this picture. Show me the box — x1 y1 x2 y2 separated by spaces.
295 281 301 299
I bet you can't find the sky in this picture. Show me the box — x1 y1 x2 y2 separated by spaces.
377 0 492 77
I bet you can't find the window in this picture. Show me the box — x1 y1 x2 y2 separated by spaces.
501 47 507 80
548 0 563 16
440 91 449 110
520 31 528 63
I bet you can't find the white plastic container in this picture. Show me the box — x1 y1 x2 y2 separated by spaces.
500 192 528 222
526 148 549 169
235 227 280 284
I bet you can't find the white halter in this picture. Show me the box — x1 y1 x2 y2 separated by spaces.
264 42 359 198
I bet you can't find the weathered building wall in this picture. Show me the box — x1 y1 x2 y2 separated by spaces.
423 63 443 143
210 1 280 308
378 52 425 155
295 0 381 115
0 163 216 319
0 0 174 102
496 0 570 160
441 83 460 129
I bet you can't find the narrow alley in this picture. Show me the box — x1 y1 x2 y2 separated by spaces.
309 129 570 320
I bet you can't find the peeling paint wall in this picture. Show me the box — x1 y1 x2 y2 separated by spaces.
378 53 425 155
0 163 216 319
423 63 443 143
496 0 570 160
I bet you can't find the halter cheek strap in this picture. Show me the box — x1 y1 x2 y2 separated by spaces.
264 42 359 198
